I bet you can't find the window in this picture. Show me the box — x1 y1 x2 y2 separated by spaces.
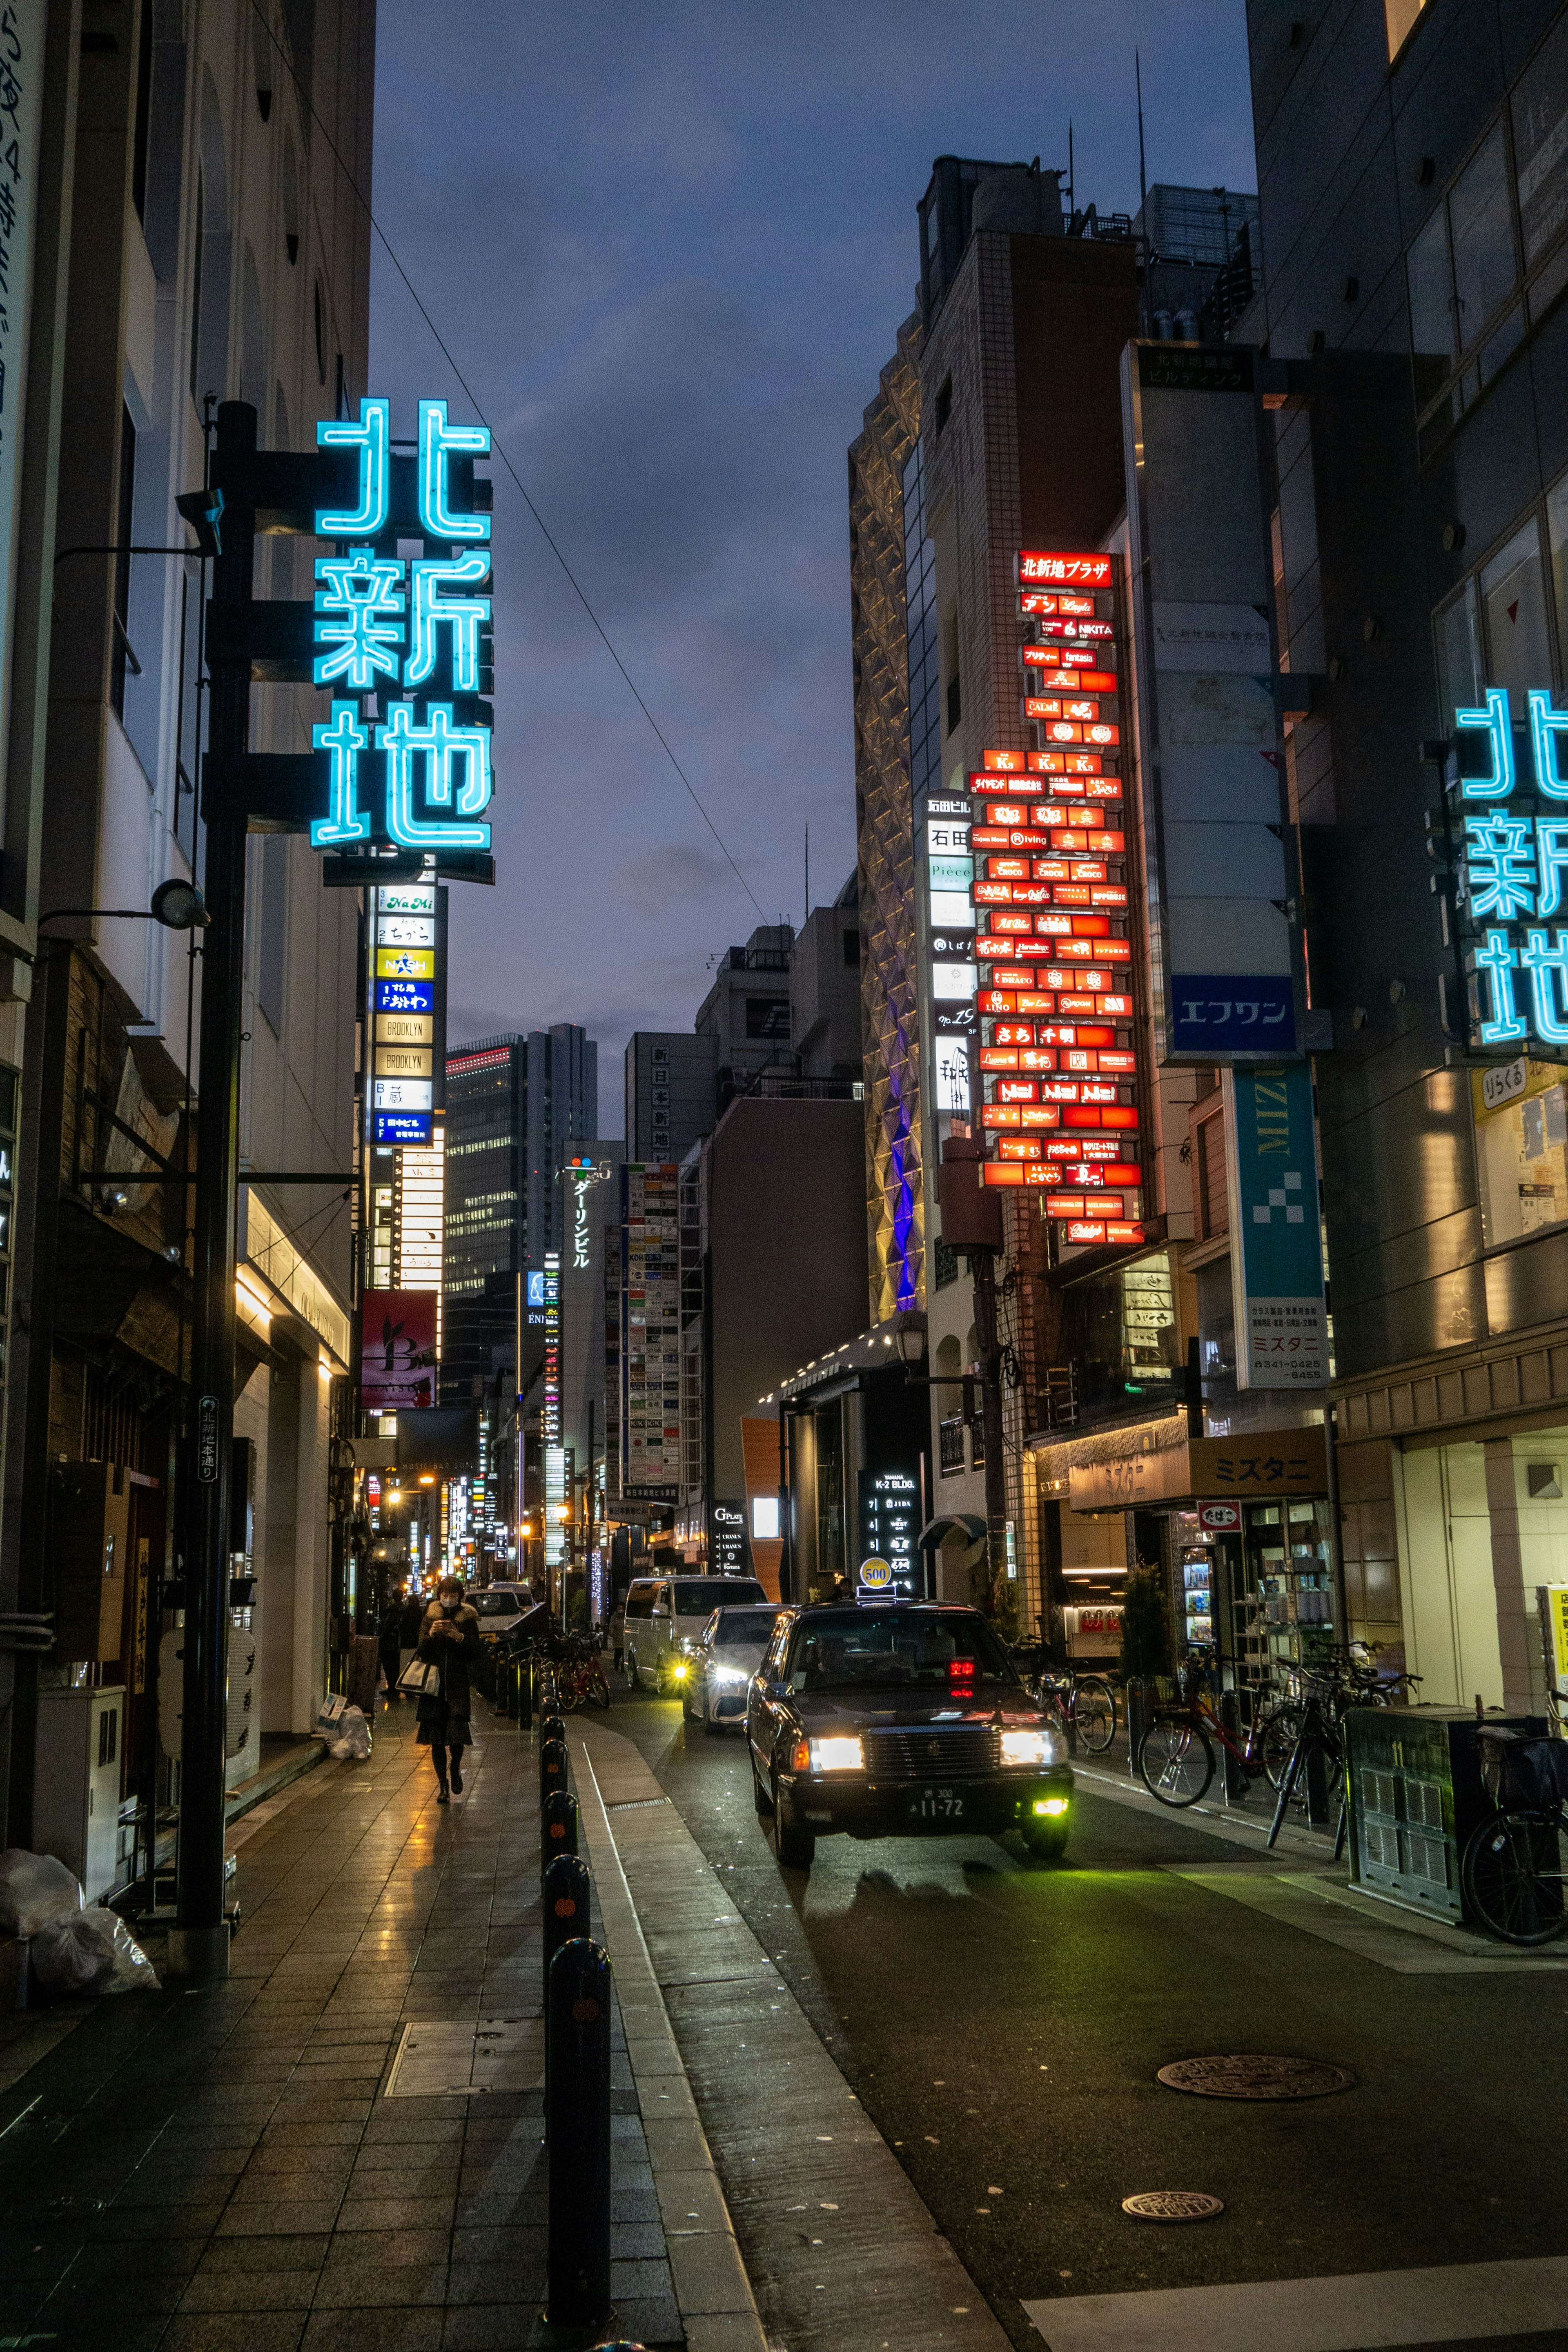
1480 519 1552 702
935 376 953 434
1436 577 1481 714
1450 127 1516 352
750 1496 779 1540
110 406 136 720
939 1414 965 1475
1513 15 1568 265
744 996 788 1040
189 172 205 403
842 928 860 967
1195 1107 1229 1241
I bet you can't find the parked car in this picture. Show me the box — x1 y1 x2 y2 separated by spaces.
746 1603 1073 1870
470 1583 537 1643
624 1573 770 1694
681 1602 788 1733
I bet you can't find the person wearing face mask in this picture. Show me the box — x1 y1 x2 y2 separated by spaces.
415 1574 482 1802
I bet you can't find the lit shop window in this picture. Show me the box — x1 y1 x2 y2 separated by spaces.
1473 1056 1568 1244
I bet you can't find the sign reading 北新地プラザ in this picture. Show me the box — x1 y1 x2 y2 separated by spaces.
308 397 494 854
1446 686 1568 1051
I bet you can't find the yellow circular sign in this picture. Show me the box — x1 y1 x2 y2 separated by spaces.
859 1558 893 1590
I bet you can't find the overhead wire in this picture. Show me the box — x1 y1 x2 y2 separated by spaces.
248 2 771 927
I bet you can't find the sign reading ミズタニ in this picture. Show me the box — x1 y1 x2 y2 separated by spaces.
308 397 494 855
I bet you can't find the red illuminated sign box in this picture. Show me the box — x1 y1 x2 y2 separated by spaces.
1016 551 1115 588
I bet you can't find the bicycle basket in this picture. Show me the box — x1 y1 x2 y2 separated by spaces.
1477 1728 1568 1809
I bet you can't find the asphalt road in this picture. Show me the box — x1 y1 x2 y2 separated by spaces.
605 1682 1568 2351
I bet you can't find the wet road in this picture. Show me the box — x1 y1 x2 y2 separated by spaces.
605 1683 1568 2351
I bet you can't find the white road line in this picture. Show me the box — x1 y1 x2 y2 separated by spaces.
1023 2254 1568 2352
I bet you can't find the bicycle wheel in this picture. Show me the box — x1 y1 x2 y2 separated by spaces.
1072 1676 1117 1755
588 1663 612 1711
1136 1717 1215 1807
1461 1809 1568 1944
1256 1702 1304 1790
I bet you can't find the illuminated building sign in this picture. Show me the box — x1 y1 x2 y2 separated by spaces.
620 1164 682 1500
542 1252 566 1568
1448 687 1568 1049
308 398 494 854
858 1469 920 1599
967 553 1142 1243
370 885 445 1145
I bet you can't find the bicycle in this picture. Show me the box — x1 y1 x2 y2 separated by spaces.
551 1633 612 1714
1136 1659 1305 1807
1461 1728 1568 1944
1010 1628 1118 1755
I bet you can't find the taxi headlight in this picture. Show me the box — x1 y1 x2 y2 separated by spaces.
1001 1728 1056 1768
709 1664 748 1686
808 1735 865 1773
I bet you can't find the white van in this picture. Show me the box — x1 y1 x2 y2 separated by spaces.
623 1573 769 1694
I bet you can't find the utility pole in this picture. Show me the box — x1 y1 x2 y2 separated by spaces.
172 402 254 1982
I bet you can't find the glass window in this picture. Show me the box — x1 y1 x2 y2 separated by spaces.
1449 126 1517 352
1474 1061 1568 1244
1546 475 1568 675
784 1608 1019 1692
1407 203 1455 366
1481 518 1553 699
1514 15 1568 264
1436 579 1481 715
714 1607 782 1647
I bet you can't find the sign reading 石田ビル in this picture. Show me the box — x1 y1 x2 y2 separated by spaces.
1445 686 1568 1054
307 397 494 855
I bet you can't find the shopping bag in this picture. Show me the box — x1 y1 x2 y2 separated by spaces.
398 1656 439 1695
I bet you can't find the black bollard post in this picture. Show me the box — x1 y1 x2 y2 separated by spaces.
541 1709 566 1748
546 1937 612 2334
543 1853 591 1990
540 1735 569 1810
541 1788 579 1871
520 1657 533 1733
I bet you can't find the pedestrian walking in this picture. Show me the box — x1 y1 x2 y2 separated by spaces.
399 1587 425 1686
377 1594 404 1703
416 1575 482 1803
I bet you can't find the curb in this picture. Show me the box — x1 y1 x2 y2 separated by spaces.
570 1726 769 2352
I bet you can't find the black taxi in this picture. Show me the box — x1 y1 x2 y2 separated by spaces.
745 1602 1073 1870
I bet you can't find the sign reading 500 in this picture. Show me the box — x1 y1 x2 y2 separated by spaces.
307 398 494 856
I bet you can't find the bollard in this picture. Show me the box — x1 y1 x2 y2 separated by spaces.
541 1709 566 1748
520 1657 533 1733
540 1736 569 1811
543 1853 591 1992
541 1787 579 1871
546 1937 612 2333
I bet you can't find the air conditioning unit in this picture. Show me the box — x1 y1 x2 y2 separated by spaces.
34 1685 125 1902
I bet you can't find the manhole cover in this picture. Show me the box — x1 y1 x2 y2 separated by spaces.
1121 2191 1225 2222
1156 2055 1353 2100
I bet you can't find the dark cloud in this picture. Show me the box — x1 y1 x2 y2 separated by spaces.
372 0 1255 1134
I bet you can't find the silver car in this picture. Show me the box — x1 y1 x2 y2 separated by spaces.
682 1602 787 1733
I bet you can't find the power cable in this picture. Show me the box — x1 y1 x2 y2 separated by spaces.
248 2 770 927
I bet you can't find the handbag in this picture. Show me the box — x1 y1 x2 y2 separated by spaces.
398 1655 439 1696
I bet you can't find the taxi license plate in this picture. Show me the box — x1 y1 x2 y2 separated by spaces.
907 1786 964 1823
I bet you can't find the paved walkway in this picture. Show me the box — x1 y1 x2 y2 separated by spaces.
0 1701 682 2351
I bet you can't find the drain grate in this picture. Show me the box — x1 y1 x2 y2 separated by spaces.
384 2014 544 2098
1122 2191 1225 2221
1156 2055 1354 2100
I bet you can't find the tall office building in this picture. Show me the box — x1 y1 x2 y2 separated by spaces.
624 1032 718 1164
442 1025 597 1401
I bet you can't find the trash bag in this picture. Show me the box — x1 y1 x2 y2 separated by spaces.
31 1905 158 1995
329 1704 371 1762
0 1849 82 1938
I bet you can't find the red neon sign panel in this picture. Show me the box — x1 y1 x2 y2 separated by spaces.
1016 550 1114 588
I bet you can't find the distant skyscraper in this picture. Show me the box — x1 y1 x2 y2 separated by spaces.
442 1025 598 1400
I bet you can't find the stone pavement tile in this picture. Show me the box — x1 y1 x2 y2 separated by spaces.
448 2225 546 2266
320 2226 452 2268
177 2265 323 2312
336 2192 456 2231
302 2305 446 2352
617 2293 685 2348
310 2253 449 2308
159 2312 309 2351
441 2304 541 2349
95 2199 232 2239
216 2197 345 2236
194 2235 332 2273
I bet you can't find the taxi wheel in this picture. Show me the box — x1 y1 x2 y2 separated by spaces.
1020 1818 1069 1863
773 1775 815 1871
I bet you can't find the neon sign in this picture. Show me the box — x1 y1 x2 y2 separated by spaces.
1450 687 1568 1047
308 398 493 854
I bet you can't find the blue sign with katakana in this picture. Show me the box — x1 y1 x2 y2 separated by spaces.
1169 975 1296 1056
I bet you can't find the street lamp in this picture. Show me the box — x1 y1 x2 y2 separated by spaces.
892 1313 927 1368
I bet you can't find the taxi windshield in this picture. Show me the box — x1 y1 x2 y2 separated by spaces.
786 1610 1019 1692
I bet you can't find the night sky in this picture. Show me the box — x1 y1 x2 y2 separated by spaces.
368 1 1254 1135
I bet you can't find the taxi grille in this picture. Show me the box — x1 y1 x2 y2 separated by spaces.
865 1727 998 1779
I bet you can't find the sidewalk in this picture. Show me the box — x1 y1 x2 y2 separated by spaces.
0 1700 692 2350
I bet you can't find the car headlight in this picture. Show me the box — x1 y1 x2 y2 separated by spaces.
709 1664 748 1685
1001 1727 1059 1768
671 1658 688 1678
808 1735 865 1773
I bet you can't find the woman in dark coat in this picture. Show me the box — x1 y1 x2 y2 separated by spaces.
415 1575 483 1802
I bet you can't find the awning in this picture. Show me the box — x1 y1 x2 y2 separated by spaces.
918 1512 986 1552
1063 1426 1327 1513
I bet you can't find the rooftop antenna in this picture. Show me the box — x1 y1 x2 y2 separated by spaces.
1135 49 1149 220
1068 118 1075 216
